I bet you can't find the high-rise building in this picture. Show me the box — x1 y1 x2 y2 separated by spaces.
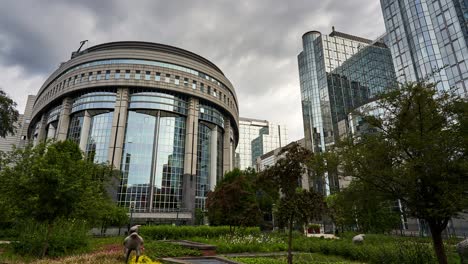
0 95 36 153
27 41 239 223
298 28 397 193
235 117 287 170
380 0 468 95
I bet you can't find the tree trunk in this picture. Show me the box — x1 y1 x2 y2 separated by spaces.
428 220 447 264
41 223 52 258
287 219 293 264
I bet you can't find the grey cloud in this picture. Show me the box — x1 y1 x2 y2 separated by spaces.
0 0 385 140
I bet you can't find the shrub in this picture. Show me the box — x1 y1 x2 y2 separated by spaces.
139 225 260 240
12 219 89 257
144 241 201 258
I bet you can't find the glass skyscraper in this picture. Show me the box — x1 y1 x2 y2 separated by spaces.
235 117 287 170
298 29 397 193
380 0 468 95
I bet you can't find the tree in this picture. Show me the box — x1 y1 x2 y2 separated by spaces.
0 89 19 138
326 181 400 234
0 140 120 256
259 143 326 264
338 82 468 264
206 168 262 233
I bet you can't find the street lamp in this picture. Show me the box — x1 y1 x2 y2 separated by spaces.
176 202 181 226
129 201 135 233
272 203 276 231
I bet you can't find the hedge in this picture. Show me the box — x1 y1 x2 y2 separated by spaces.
139 225 260 240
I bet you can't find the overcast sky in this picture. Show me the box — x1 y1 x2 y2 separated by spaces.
0 0 386 141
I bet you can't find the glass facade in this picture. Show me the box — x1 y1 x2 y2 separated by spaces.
196 123 211 209
86 112 114 163
298 30 397 193
235 118 288 170
381 0 468 95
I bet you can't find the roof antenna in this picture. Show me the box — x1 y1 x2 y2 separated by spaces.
71 40 89 59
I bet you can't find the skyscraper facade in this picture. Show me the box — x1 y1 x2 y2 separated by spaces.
235 117 287 170
27 41 239 223
380 0 468 95
298 29 397 193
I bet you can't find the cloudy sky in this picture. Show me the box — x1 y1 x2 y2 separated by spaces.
0 0 386 141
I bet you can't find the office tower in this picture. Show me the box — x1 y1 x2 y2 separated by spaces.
235 117 287 170
380 0 468 95
298 28 397 193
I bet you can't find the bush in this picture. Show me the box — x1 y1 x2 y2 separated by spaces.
12 219 90 257
139 225 260 240
291 234 438 264
144 241 202 258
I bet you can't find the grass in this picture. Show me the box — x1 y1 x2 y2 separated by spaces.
231 253 365 264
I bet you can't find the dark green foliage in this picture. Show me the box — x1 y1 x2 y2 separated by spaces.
337 82 468 264
139 225 260 240
0 89 19 138
292 235 438 264
259 143 326 264
206 168 262 229
12 219 89 257
326 181 401 233
0 140 119 225
0 140 121 256
144 241 202 258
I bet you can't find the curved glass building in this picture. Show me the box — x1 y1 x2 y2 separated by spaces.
28 41 239 223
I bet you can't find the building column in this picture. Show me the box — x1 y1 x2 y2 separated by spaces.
56 97 73 141
46 123 56 139
182 97 198 223
223 119 232 174
35 115 48 144
209 128 218 191
108 88 129 169
79 110 92 152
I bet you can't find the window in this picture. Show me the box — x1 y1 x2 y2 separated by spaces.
165 74 170 83
184 78 189 86
175 76 180 85
125 70 130 79
192 80 197 89
200 83 204 92
88 72 93 81
207 86 211 95
155 72 161 81
115 70 121 79
224 94 226 103
105 70 110 80
213 89 217 97
135 70 141 80
74 75 79 84
145 71 151 80
81 73 85 82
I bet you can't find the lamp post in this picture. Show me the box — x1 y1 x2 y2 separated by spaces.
129 201 135 233
272 203 276 231
176 202 181 226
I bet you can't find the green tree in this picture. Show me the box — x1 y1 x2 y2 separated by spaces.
338 82 468 264
0 140 120 256
0 89 19 138
259 143 326 264
326 181 400 233
206 168 262 234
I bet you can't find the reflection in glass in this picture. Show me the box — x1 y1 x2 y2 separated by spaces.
86 112 114 163
196 123 211 209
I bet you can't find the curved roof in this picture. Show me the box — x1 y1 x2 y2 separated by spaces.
74 41 225 76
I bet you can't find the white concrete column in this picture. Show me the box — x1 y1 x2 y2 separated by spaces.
209 128 218 191
79 110 92 152
223 120 232 174
182 97 199 223
46 123 56 139
56 97 73 141
36 115 47 144
108 88 129 169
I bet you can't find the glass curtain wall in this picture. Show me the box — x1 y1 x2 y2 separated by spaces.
86 112 114 163
119 110 186 212
196 123 211 209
